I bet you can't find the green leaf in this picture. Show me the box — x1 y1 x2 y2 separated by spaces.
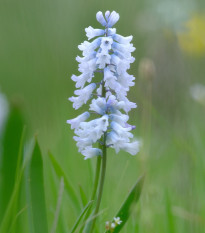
26 140 48 233
165 191 175 233
0 164 25 233
70 200 93 233
79 185 88 207
50 177 64 233
0 124 26 233
107 175 145 233
48 151 81 211
0 104 24 222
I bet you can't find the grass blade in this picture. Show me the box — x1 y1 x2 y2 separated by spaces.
48 151 81 211
79 185 88 207
50 177 64 233
70 200 94 233
165 191 175 233
0 104 24 222
29 140 48 233
107 175 145 233
0 166 25 233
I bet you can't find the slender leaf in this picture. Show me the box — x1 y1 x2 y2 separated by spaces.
165 191 175 233
48 151 81 211
0 165 25 233
106 175 145 233
79 185 88 207
28 140 48 233
70 201 94 233
0 123 26 232
8 206 27 233
50 177 64 233
0 104 24 222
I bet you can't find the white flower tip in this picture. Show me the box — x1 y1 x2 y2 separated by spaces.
96 11 107 26
71 74 77 82
107 11 120 27
82 147 102 160
105 11 110 20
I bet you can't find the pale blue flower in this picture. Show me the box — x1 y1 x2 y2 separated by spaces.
85 26 104 40
116 141 141 155
89 97 107 115
96 52 111 69
82 147 102 160
68 11 140 158
69 83 96 109
112 34 133 44
67 112 90 129
71 73 92 89
96 11 107 26
107 11 120 28
74 115 109 144
105 11 110 21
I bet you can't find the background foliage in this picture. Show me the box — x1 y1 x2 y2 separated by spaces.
1 0 205 232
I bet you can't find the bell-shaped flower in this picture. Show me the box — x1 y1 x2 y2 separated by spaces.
69 83 96 109
74 137 93 152
118 141 140 155
78 57 97 76
112 42 135 59
96 11 107 26
75 115 109 145
107 28 116 36
71 73 92 89
107 11 120 28
100 37 113 52
96 52 111 69
112 34 133 44
111 54 132 74
110 121 133 139
67 112 90 129
116 94 137 113
78 38 101 56
85 26 104 40
89 97 107 115
109 113 129 127
106 95 126 113
105 11 110 21
117 72 135 90
104 67 120 92
82 147 102 160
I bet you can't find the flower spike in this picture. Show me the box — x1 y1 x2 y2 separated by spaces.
67 11 140 159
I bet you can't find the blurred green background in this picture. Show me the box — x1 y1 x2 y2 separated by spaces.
1 0 205 232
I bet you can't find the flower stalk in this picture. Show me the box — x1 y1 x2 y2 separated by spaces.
89 140 107 233
67 10 140 232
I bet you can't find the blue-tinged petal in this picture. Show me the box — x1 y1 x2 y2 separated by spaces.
67 112 90 129
107 11 120 28
82 147 102 160
96 11 107 26
85 26 105 40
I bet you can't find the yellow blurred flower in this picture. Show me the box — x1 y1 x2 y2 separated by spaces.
177 14 205 55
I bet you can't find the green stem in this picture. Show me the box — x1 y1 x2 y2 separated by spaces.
89 136 107 233
91 156 102 200
79 156 101 233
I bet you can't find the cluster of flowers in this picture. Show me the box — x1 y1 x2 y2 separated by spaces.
67 11 140 159
105 217 122 231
